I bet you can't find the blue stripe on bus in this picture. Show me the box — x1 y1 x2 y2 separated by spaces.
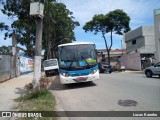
59 65 98 77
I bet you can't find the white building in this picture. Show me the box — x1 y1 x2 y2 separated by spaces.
122 26 156 70
154 9 160 63
124 26 155 54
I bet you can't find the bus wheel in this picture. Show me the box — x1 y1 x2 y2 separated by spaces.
45 71 49 77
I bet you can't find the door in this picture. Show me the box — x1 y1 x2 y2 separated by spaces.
154 62 160 74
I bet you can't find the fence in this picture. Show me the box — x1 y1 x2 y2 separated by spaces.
120 53 142 70
0 55 12 82
0 53 34 82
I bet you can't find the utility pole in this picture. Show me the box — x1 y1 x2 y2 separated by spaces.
11 32 17 78
30 1 44 88
121 39 123 55
33 18 43 88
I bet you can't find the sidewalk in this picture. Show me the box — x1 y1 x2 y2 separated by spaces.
124 70 144 74
0 73 33 111
0 73 68 120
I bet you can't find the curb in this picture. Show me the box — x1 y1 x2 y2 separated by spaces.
124 70 143 74
48 75 69 120
51 91 69 120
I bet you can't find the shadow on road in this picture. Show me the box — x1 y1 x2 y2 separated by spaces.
48 75 97 91
15 87 26 96
142 76 160 79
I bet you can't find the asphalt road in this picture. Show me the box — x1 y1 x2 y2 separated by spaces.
49 72 160 120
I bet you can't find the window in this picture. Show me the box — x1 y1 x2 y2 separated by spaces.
156 62 160 67
132 40 136 45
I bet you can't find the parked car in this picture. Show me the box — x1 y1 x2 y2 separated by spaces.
98 62 112 73
43 59 59 77
144 62 160 78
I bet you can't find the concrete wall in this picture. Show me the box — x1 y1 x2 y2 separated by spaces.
0 50 34 82
0 55 12 82
126 36 145 52
120 53 141 70
125 27 143 42
139 35 155 53
154 9 160 63
125 26 155 54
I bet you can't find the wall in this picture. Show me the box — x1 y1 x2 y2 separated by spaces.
0 52 34 82
125 26 155 54
126 37 145 52
120 53 141 70
0 55 12 82
154 9 160 63
19 55 34 75
139 35 155 53
125 27 143 42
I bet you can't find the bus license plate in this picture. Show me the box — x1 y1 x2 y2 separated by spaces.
76 77 86 81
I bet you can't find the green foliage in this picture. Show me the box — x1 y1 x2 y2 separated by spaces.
17 88 52 101
0 0 36 56
83 9 130 64
0 45 12 54
0 23 9 31
106 9 131 35
83 9 130 35
0 0 79 58
0 45 25 54
83 14 106 34
43 1 80 59
16 88 56 120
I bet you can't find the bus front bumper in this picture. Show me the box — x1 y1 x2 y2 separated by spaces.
59 70 99 84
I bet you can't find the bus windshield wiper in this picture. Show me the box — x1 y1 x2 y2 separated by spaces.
68 53 76 69
81 55 90 68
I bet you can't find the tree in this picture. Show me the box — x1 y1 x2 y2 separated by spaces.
0 0 79 58
0 0 37 57
43 2 79 59
83 9 130 64
0 45 12 54
0 45 24 54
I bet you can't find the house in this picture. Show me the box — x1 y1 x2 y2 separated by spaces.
121 26 156 70
97 49 127 65
125 26 155 54
154 9 160 63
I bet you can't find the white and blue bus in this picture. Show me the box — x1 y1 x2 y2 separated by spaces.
58 42 99 84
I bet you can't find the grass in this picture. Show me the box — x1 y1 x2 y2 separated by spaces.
16 89 57 120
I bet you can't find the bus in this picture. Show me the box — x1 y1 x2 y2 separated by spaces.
58 42 99 84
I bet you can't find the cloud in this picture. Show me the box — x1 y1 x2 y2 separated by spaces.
1 0 159 49
73 27 122 49
60 0 160 49
61 0 160 27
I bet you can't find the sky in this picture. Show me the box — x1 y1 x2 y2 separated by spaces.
0 0 160 50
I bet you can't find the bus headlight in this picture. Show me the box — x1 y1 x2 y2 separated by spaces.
61 73 69 77
91 69 98 74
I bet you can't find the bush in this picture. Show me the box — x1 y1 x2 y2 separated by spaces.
40 76 50 89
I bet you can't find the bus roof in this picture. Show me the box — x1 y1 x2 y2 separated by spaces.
58 42 95 47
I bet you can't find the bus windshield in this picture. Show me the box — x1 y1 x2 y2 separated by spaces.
58 44 97 70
